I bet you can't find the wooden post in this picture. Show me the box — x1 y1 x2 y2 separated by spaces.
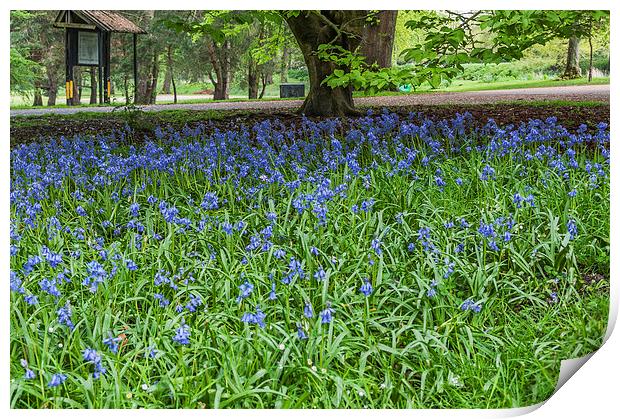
65 29 73 106
104 32 111 103
133 33 138 104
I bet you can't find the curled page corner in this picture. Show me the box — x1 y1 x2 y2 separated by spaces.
554 353 596 394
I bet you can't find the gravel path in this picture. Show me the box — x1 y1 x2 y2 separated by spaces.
10 84 609 117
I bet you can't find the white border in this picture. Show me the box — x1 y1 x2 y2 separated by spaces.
2 1 618 417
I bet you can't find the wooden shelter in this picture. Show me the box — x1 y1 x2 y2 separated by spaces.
54 11 146 105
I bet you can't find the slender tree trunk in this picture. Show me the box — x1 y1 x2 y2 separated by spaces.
259 73 267 99
280 45 290 83
90 67 98 104
171 67 177 104
562 37 581 79
588 36 594 82
32 85 43 106
73 70 81 105
123 74 130 105
286 11 368 116
149 53 159 104
161 45 173 94
360 11 398 68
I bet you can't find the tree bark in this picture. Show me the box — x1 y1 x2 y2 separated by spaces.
562 36 581 79
90 67 98 104
360 11 398 68
285 11 369 116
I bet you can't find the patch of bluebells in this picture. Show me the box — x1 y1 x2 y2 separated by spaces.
9 110 609 387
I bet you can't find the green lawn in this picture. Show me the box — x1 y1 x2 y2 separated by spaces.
10 77 608 110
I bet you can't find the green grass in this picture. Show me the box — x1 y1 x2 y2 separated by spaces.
353 77 610 98
10 114 609 408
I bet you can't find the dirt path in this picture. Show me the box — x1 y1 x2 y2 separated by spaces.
10 84 609 117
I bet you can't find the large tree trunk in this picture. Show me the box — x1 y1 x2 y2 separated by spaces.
360 11 398 68
286 11 369 116
562 37 581 79
90 67 97 104
206 39 230 100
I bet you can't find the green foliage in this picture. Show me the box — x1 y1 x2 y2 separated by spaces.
10 48 41 94
318 10 610 95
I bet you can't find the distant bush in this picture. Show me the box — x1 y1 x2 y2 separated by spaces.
287 68 309 81
459 60 558 83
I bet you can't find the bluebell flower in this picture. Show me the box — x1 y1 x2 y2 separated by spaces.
201 192 219 210
304 302 314 319
23 255 42 275
173 322 191 345
10 271 25 294
461 299 482 313
371 238 382 256
237 280 254 303
273 248 286 259
42 247 63 268
310 246 319 256
567 219 578 240
314 266 326 282
185 294 203 312
125 259 138 271
48 373 67 388
268 282 277 300
320 304 335 324
83 261 108 293
129 202 140 217
24 294 38 306
359 278 373 297
103 332 121 353
20 359 36 380
220 222 233 235
24 368 36 380
480 164 496 180
76 206 87 217
57 302 74 330
297 324 308 340
146 346 158 359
